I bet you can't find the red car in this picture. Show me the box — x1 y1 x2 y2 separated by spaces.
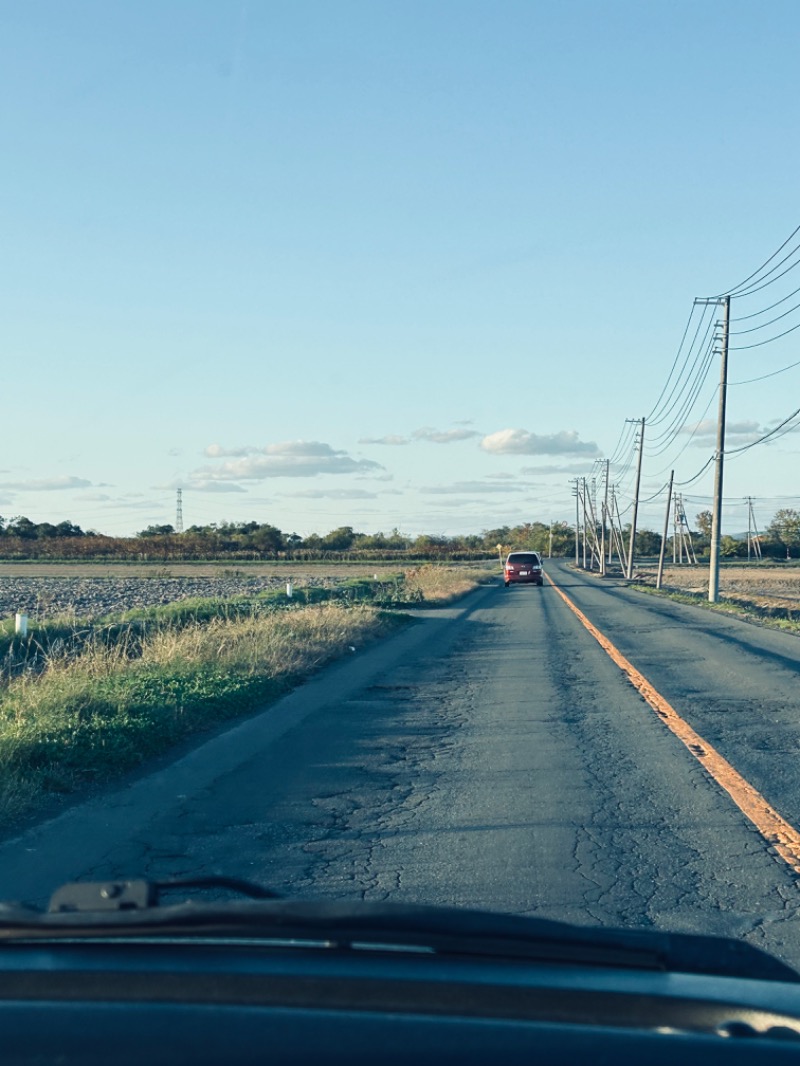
504 550 544 587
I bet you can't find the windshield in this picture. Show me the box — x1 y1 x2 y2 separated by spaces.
2 0 800 975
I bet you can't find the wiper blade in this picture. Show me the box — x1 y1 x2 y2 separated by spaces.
46 877 281 913
0 879 795 985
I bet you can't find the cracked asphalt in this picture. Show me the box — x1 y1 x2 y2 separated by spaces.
3 560 800 967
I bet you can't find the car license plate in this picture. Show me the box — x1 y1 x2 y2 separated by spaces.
519 571 528 576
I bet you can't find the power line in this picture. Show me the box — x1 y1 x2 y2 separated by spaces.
729 295 800 335
725 407 800 456
718 222 800 297
726 251 800 299
729 356 800 385
648 302 716 427
646 304 702 423
608 419 637 466
730 280 800 321
729 317 800 350
647 312 718 434
675 454 715 488
646 333 717 450
647 385 719 475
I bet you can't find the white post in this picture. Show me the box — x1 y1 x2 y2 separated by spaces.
15 613 28 637
286 581 293 598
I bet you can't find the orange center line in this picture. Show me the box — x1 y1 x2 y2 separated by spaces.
545 571 800 877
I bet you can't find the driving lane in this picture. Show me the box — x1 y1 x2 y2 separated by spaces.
2 568 800 965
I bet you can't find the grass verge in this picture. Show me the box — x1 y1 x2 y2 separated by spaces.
630 584 800 636
0 564 489 827
0 603 408 829
0 567 492 678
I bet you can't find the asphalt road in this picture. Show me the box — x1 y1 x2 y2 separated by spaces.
3 559 800 966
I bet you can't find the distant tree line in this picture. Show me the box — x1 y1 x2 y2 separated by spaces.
0 510 798 562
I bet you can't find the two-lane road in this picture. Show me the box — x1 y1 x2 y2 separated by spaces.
3 561 800 965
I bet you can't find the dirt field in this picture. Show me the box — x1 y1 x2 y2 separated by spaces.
638 564 800 611
0 561 401 579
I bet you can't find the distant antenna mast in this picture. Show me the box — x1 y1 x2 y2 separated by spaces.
176 488 184 534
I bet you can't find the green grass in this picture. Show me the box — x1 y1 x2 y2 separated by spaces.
0 603 410 827
0 565 491 827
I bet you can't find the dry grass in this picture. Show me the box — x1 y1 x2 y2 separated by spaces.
0 604 403 827
639 565 800 611
403 564 494 604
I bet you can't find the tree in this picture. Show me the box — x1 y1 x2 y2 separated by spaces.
320 526 356 551
137 524 176 538
720 535 744 558
695 510 713 538
7 516 38 539
634 529 662 555
247 524 284 553
767 508 800 559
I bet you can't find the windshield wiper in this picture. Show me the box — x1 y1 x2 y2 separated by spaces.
0 877 795 985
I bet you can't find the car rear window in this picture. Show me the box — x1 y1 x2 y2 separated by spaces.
507 553 540 565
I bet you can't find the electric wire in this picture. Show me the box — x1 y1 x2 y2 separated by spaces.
646 333 717 451
608 420 636 467
646 304 701 423
647 311 718 435
729 356 800 386
729 318 800 350
675 454 715 488
717 222 800 296
731 281 800 321
648 302 716 427
647 385 719 477
725 251 800 300
725 407 800 456
729 296 800 335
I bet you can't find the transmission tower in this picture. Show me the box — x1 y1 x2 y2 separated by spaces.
176 488 184 534
673 494 697 564
746 497 762 560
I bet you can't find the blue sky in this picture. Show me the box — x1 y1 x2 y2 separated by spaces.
2 0 799 538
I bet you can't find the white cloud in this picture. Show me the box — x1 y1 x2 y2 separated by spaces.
481 428 600 456
359 427 481 446
521 462 597 475
204 443 257 458
412 427 482 444
156 478 248 494
196 440 384 481
358 435 409 446
0 476 93 491
420 480 526 495
680 418 759 439
188 481 249 493
282 489 379 500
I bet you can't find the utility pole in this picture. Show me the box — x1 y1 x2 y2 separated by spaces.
572 480 580 565
704 296 731 603
176 488 184 534
581 478 588 569
611 488 629 575
626 417 645 579
656 471 674 590
599 459 609 576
